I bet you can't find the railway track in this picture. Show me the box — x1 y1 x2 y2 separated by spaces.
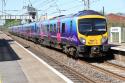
8 33 125 83
82 61 125 81
105 61 125 71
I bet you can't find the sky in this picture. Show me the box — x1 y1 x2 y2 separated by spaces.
0 0 125 17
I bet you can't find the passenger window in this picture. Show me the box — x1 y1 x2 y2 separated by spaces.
54 24 56 32
47 25 49 32
35 25 37 32
70 21 72 32
62 23 65 33
50 24 53 32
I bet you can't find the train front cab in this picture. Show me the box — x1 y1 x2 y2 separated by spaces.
77 15 110 57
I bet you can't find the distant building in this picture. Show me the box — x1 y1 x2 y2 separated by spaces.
106 13 125 28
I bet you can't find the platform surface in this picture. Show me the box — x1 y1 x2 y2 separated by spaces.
0 31 67 83
109 42 125 51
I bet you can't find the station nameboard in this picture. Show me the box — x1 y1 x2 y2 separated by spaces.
110 27 121 32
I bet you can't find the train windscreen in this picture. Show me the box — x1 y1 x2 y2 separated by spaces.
78 18 106 35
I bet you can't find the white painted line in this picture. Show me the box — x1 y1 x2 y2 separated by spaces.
15 41 73 83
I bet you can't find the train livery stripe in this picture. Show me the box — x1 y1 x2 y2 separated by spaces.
15 41 73 83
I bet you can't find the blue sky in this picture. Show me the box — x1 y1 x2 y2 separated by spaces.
0 0 125 17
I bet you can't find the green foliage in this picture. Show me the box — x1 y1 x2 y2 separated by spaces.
4 19 21 28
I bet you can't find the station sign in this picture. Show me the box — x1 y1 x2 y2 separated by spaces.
110 27 121 32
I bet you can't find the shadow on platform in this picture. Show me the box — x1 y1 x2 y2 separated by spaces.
0 39 20 62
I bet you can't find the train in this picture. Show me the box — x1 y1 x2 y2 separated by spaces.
9 10 110 58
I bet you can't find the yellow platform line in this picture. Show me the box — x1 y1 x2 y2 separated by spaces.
0 78 1 83
0 75 2 83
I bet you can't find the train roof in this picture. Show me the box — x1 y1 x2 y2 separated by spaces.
50 10 103 20
23 22 36 26
73 10 103 16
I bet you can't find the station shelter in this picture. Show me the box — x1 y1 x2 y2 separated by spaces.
110 27 125 43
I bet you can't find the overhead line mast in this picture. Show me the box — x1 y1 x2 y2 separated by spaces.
1 0 6 16
82 0 90 10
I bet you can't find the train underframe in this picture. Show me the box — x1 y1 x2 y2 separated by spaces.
36 37 110 58
77 45 110 57
62 45 110 59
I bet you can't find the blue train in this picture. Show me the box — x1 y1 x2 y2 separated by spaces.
9 10 110 58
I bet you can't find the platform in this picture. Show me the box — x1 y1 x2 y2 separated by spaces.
109 42 125 62
0 31 71 83
110 42 125 51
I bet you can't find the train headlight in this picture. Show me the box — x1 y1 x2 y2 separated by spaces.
80 38 86 44
102 37 108 44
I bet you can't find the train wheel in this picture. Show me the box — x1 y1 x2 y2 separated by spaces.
68 47 79 59
62 46 67 53
74 51 79 59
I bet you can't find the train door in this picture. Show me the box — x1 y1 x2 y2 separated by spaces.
57 20 61 42
35 23 38 38
69 20 73 44
61 22 66 43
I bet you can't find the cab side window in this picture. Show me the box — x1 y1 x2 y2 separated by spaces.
70 21 72 33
